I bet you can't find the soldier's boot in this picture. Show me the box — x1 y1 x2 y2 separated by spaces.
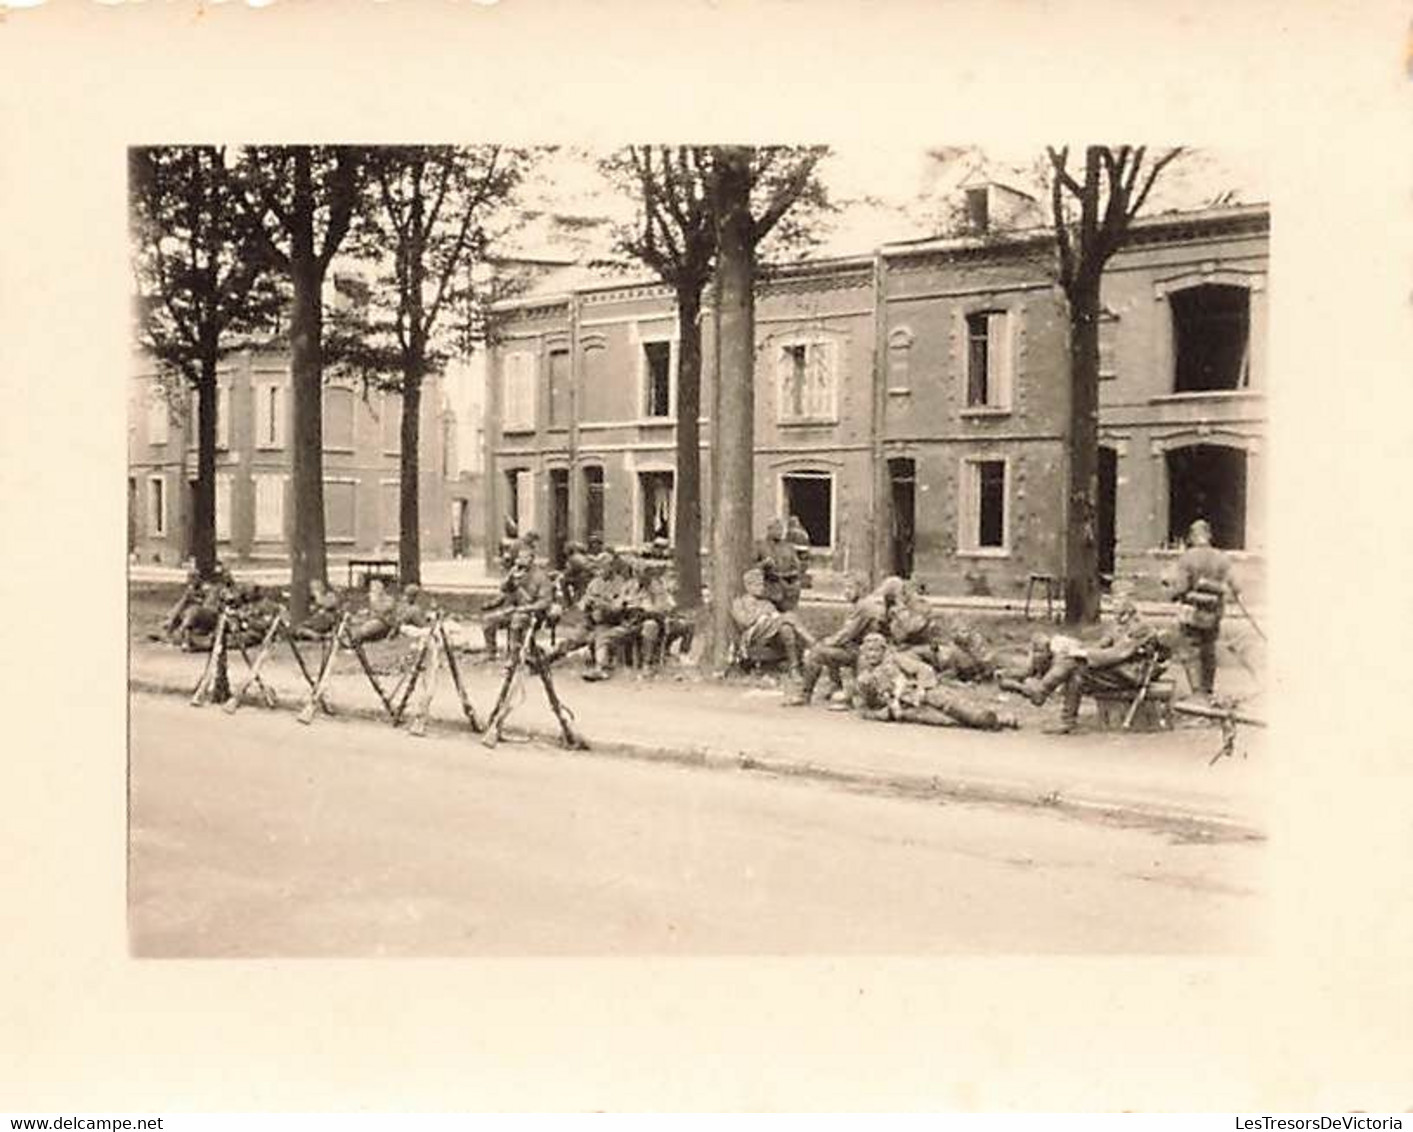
1044 673 1085 734
798 653 823 704
828 670 856 710
933 691 1007 731
640 622 662 673
582 639 611 682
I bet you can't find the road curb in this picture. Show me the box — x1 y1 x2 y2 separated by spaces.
129 675 1263 842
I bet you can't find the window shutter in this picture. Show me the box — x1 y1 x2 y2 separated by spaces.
991 312 1013 408
216 386 230 450
959 462 977 550
148 394 169 445
808 341 836 418
776 345 794 420
273 387 287 448
215 475 232 541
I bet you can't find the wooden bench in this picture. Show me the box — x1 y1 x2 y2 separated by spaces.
347 558 399 590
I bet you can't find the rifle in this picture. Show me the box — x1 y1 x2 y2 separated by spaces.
1230 590 1267 642
223 610 284 714
297 613 350 725
1172 698 1266 765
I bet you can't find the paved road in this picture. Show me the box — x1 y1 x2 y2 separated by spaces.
129 693 1264 956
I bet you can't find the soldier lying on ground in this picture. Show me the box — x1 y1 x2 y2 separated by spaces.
799 574 887 707
997 599 1169 734
852 632 1018 731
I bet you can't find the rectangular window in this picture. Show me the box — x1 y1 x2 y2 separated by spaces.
547 348 571 428
965 311 1012 410
257 384 285 449
502 350 537 432
147 392 169 446
960 458 1008 552
186 386 230 451
781 472 834 549
1099 309 1119 382
505 468 535 537
965 186 990 232
325 479 357 543
381 391 401 454
777 338 837 422
215 474 232 542
147 475 167 537
642 340 673 418
583 465 605 543
639 470 674 542
254 474 284 540
323 387 356 451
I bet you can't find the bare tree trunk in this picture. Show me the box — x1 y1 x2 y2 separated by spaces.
191 353 219 579
399 366 423 587
673 283 704 608
1063 269 1103 625
709 148 756 668
288 148 327 623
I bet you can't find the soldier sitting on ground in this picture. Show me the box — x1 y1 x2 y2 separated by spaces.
732 567 808 702
294 578 345 641
345 578 401 646
853 632 1018 731
482 546 556 663
153 564 205 644
578 551 641 681
635 551 694 672
798 573 887 707
998 598 1168 734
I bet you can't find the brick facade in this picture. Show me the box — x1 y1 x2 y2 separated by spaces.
127 347 480 568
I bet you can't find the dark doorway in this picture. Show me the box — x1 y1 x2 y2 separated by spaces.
887 458 916 578
1097 446 1118 584
127 477 138 555
183 478 198 559
781 473 832 549
1171 284 1250 393
1167 445 1247 549
549 468 570 568
583 465 605 544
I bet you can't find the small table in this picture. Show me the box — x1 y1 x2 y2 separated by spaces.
348 558 399 590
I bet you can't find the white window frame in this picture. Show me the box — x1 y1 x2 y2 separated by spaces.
957 456 1010 557
777 469 836 553
501 349 538 434
147 391 170 447
215 473 233 542
636 331 678 422
323 476 359 545
505 467 536 538
146 475 167 537
633 467 676 544
253 474 286 541
962 309 1014 414
256 382 287 450
774 332 840 425
322 384 357 453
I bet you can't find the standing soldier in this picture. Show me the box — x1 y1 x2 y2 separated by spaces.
755 518 804 612
1167 518 1240 699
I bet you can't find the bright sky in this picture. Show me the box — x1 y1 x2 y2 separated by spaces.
505 145 1269 263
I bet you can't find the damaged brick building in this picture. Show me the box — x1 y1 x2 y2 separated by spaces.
487 200 1268 601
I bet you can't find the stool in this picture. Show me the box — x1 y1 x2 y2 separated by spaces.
1024 573 1063 621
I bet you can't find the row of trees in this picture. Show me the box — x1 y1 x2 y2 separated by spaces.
131 143 1181 642
131 145 524 620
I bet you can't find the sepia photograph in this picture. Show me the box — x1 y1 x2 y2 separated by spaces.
5 0 1411 1116
125 142 1270 957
